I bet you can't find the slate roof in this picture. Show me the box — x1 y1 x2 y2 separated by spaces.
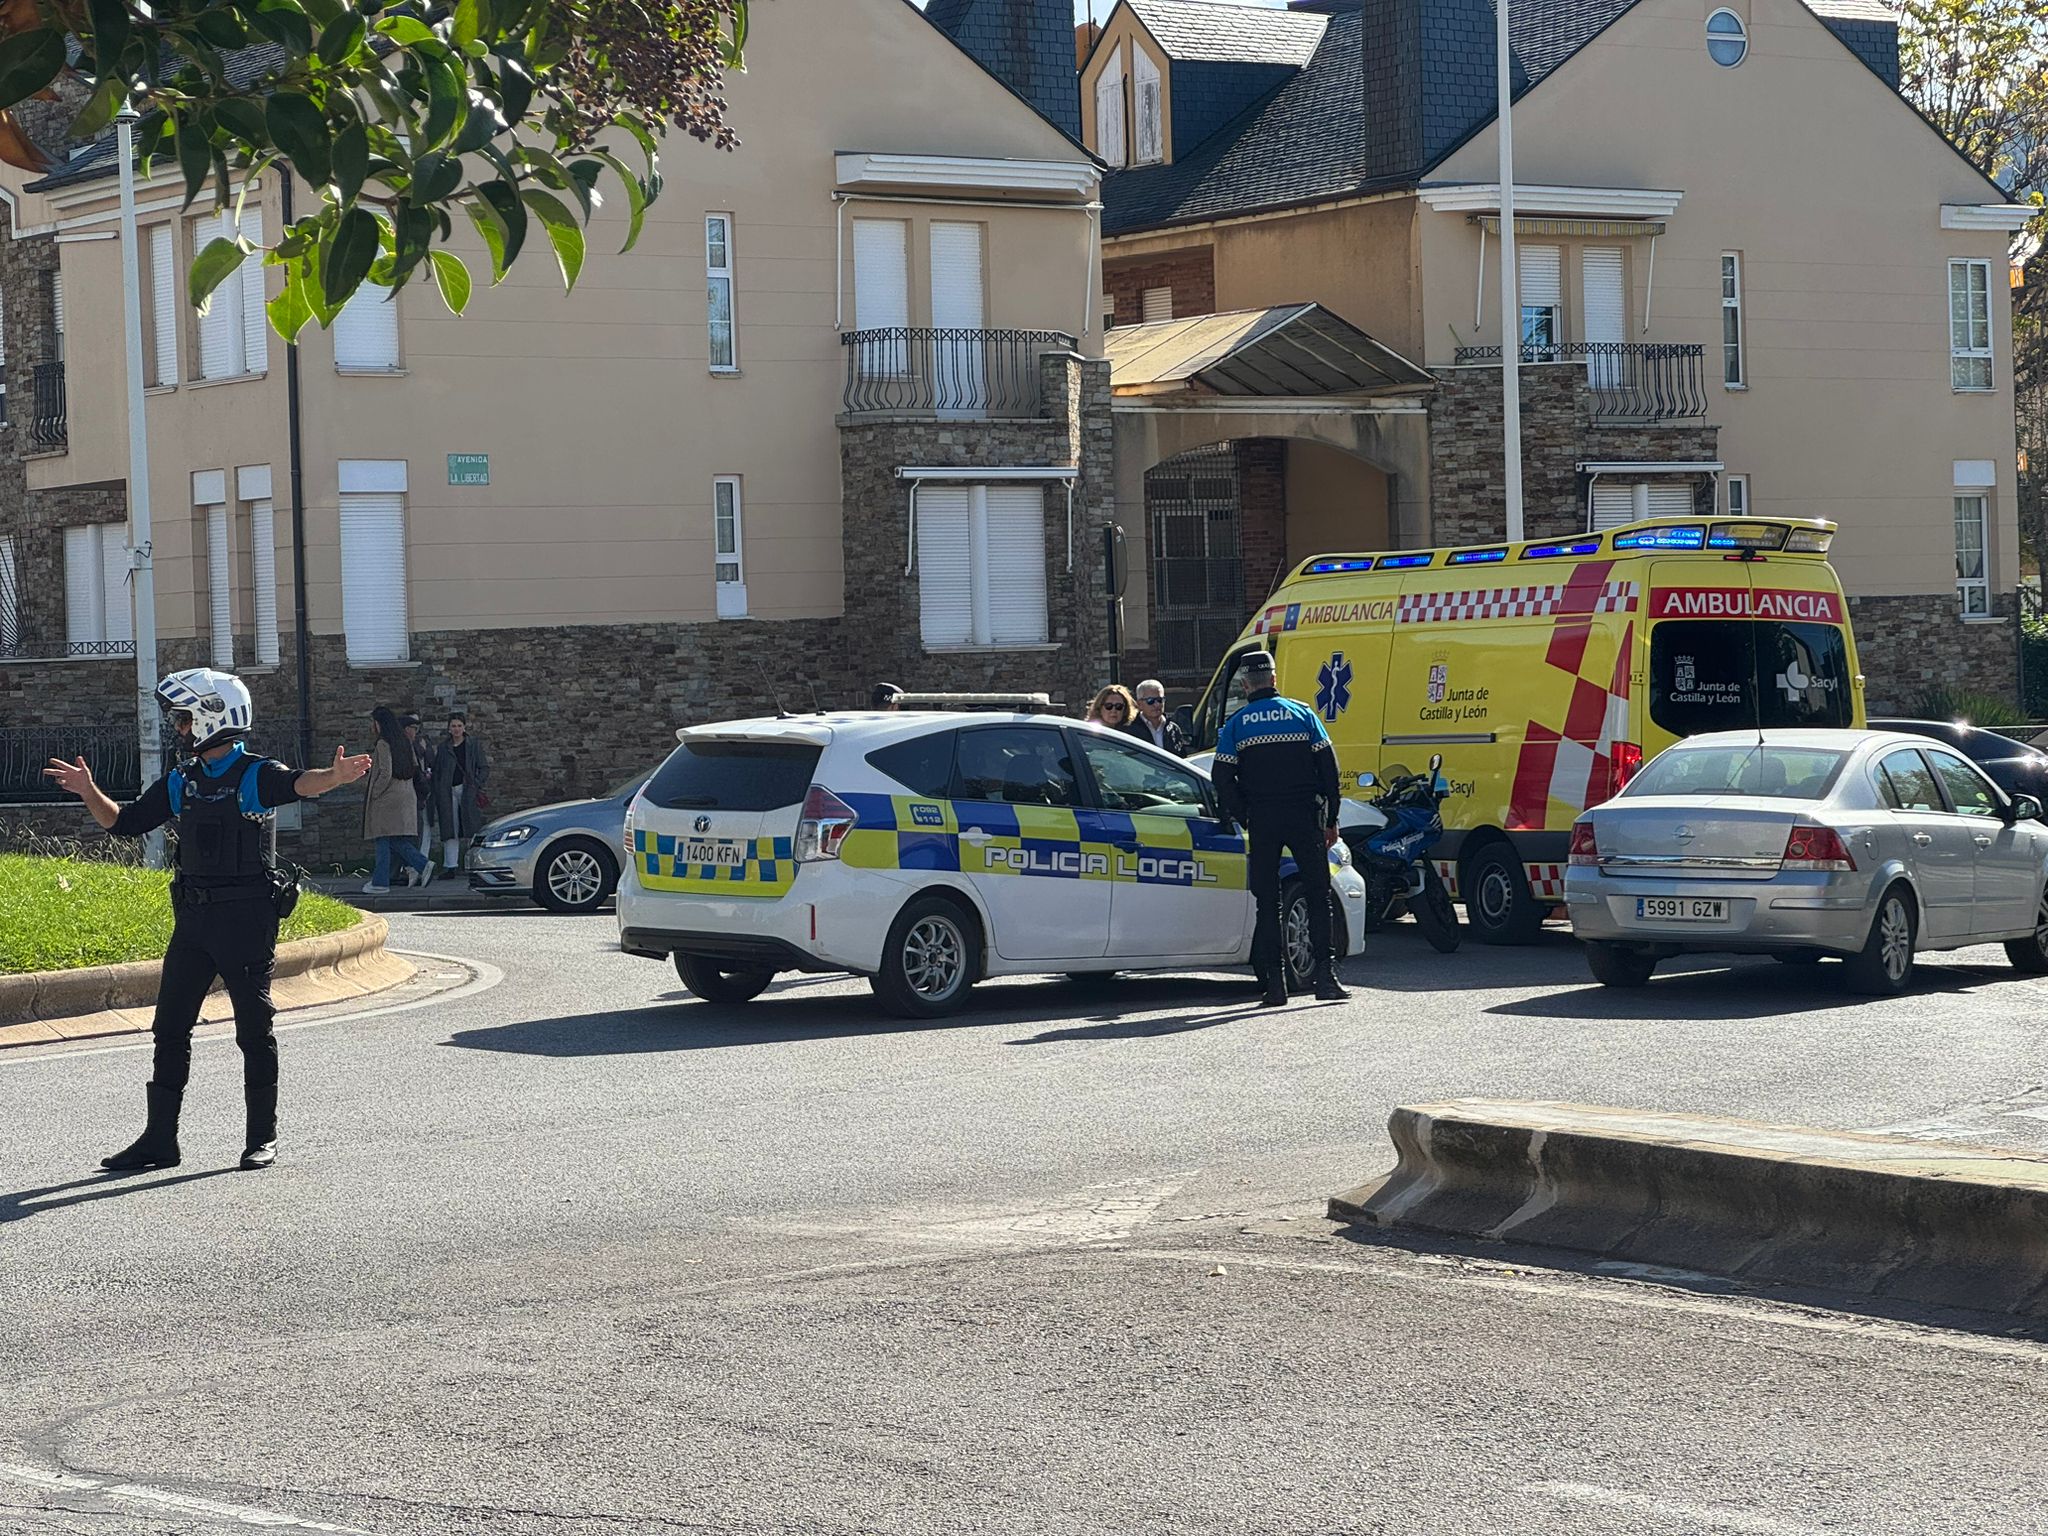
1805 0 1896 20
1125 0 1328 66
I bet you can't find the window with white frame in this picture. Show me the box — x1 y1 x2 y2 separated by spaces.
333 282 400 371
1134 48 1163 165
852 218 910 376
1706 7 1748 67
195 471 234 669
147 224 178 387
1518 245 1562 357
0 534 17 656
1726 473 1750 517
1955 492 1991 616
1950 259 1993 392
1589 480 1697 532
713 475 746 619
63 523 134 656
1721 253 1745 386
917 484 1049 649
240 465 280 666
1095 60 1127 168
192 207 267 381
338 460 410 663
706 213 737 373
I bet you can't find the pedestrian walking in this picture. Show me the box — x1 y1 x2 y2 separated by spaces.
43 667 370 1171
363 707 432 894
402 714 437 866
1127 679 1188 756
1085 684 1138 730
434 712 491 875
1210 651 1347 1007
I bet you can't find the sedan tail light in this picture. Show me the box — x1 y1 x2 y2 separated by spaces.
1568 820 1601 866
1783 823 1855 872
795 786 859 862
1611 742 1644 792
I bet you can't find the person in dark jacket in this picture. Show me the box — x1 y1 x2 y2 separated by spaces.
1125 678 1188 756
44 667 370 1171
1210 651 1346 1007
433 712 491 875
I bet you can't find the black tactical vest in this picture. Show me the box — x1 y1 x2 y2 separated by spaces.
174 755 270 889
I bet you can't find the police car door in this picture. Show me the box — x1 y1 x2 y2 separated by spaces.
949 725 1112 962
1072 729 1252 961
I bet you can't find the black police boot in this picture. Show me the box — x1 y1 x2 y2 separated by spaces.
101 1082 182 1171
1313 966 1350 1003
240 1083 278 1171
1260 971 1290 1008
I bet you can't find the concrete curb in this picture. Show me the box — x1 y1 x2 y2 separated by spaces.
0 913 414 1050
1329 1099 2048 1318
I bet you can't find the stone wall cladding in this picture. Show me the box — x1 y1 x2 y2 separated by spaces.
1105 249 1217 324
1427 364 1721 546
1849 594 2019 714
1236 439 1288 612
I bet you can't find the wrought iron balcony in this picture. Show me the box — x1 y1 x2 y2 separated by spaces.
29 361 65 450
841 327 1076 418
1453 341 1709 423
0 723 140 802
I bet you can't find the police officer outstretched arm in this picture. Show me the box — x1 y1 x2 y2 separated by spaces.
1213 651 1349 1008
44 669 370 1174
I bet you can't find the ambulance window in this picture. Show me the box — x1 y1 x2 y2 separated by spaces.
1651 621 1851 736
643 738 821 811
867 731 958 798
1076 734 1212 819
951 727 1080 807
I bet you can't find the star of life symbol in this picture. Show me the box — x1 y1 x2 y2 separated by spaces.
1317 652 1354 721
1427 662 1448 704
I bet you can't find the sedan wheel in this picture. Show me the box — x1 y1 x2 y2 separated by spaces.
533 838 616 914
1844 885 1916 996
2005 886 2048 974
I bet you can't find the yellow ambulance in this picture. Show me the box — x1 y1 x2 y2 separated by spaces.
1184 516 1865 944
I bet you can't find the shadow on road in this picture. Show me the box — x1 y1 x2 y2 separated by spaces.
444 996 946 1055
1487 955 2021 1022
1 1167 237 1225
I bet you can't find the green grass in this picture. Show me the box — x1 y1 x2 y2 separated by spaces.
0 855 361 975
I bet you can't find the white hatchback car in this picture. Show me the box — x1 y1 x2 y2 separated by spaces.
617 712 1369 1016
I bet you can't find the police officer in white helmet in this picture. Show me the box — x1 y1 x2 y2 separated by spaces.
44 669 371 1172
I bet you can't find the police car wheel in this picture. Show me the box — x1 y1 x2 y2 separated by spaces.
1464 842 1544 947
533 837 617 913
1280 880 1343 991
674 955 776 1004
872 895 980 1019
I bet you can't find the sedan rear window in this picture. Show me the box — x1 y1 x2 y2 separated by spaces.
1625 744 1846 800
642 739 821 811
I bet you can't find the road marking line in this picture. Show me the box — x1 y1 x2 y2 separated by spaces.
0 1462 370 1531
1524 1480 1839 1535
0 1461 99 1491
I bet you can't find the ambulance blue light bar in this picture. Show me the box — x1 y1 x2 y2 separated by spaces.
1305 558 1375 574
1708 521 1790 551
1375 554 1434 570
1448 548 1509 565
1613 525 1707 551
1520 539 1602 560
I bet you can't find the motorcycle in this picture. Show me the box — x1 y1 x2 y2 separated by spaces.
1340 753 1461 954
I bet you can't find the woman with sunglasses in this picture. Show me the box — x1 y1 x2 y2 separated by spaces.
1084 684 1140 731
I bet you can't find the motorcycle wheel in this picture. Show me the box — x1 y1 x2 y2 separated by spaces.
1414 864 1462 954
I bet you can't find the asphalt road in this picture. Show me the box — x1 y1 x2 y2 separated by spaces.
3 913 2046 1535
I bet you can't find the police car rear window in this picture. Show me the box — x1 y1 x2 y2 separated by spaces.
643 739 820 812
867 732 958 799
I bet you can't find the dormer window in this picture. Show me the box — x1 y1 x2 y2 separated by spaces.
1706 9 1748 67
1096 59 1127 167
1134 49 1163 165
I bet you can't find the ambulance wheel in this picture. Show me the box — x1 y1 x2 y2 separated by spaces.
1585 941 1656 989
1464 843 1545 946
674 955 775 1004
872 894 980 1019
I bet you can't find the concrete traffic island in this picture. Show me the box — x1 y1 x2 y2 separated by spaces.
0 914 414 1050
1330 1099 2048 1318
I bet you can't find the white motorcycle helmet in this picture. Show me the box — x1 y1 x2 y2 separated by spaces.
157 667 254 753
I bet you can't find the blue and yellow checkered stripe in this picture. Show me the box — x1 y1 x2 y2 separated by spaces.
633 830 796 898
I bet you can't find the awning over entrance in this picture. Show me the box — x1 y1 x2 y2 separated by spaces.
1107 305 1434 399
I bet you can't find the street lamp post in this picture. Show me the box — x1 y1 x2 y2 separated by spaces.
115 106 162 865
1496 0 1524 543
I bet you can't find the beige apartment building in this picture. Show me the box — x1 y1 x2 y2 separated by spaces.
0 0 1108 853
1078 0 2029 706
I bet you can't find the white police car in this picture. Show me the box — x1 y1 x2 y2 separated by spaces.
617 711 1369 1017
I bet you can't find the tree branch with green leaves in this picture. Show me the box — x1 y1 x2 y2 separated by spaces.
0 0 749 334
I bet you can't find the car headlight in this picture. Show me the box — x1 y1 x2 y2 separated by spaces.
479 824 537 849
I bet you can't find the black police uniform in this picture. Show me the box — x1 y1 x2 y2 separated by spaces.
104 744 304 1171
1211 678 1344 1003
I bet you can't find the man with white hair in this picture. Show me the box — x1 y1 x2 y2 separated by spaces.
1126 678 1187 756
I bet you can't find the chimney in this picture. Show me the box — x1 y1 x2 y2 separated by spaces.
928 0 1082 140
1361 0 1512 185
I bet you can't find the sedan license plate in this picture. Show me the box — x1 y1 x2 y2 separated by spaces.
1637 897 1727 923
684 841 745 867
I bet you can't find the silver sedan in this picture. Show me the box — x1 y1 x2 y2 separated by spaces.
468 771 648 913
1565 730 2048 993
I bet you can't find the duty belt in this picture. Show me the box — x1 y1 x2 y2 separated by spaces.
172 883 272 908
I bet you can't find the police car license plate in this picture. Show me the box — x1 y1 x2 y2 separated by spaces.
685 841 745 867
1637 897 1726 922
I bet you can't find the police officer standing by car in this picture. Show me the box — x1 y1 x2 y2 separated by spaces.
1211 651 1348 1007
44 668 371 1173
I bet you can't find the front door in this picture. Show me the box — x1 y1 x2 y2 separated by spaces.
1925 746 2039 932
948 725 1110 962
1074 731 1252 960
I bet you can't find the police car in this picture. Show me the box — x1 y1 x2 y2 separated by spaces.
617 711 1370 1017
